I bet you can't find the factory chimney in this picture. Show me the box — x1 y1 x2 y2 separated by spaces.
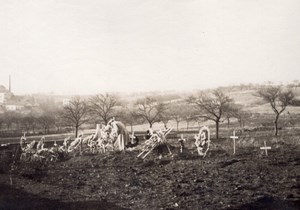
9 75 11 92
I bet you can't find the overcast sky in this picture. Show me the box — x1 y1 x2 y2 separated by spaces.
0 0 299 94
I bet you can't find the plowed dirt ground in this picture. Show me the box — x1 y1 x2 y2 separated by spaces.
0 143 299 210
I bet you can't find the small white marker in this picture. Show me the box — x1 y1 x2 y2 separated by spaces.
230 130 239 155
260 141 271 156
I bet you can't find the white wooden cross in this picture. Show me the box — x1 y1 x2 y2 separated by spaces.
230 130 238 155
260 141 271 156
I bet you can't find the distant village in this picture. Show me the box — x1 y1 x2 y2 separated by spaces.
0 76 70 113
0 77 73 137
0 85 38 112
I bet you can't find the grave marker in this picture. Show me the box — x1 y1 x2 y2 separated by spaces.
230 130 238 155
260 141 271 156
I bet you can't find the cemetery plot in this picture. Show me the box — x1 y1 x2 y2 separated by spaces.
0 136 299 210
0 117 300 210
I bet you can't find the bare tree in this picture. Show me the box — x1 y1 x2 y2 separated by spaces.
257 86 294 136
172 114 182 131
3 111 16 130
168 102 186 131
53 112 66 133
38 114 55 134
233 108 251 129
61 97 89 137
135 97 166 128
160 108 171 130
116 107 140 132
0 113 3 131
21 115 32 134
30 116 38 134
24 112 38 134
187 89 233 139
89 93 119 124
181 106 197 130
224 103 242 129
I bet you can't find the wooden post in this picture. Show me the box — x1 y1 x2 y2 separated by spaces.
230 130 238 155
178 134 185 153
131 131 135 144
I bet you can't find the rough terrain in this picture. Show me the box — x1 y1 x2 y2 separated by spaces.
0 142 299 210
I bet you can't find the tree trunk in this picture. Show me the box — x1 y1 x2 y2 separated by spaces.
149 123 153 128
16 122 20 130
227 118 230 129
130 122 133 133
75 125 79 137
186 120 189 129
164 122 168 130
176 121 179 131
104 118 108 125
274 114 279 136
239 117 242 128
215 120 219 139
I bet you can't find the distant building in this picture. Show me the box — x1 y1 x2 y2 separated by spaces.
0 93 5 104
63 98 71 106
0 77 39 112
5 104 24 111
0 85 12 104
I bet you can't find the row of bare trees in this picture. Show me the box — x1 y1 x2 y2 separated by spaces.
0 85 295 138
60 95 167 137
187 86 294 137
58 93 225 138
58 85 296 138
0 111 58 136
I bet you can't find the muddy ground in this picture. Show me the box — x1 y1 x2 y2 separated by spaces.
0 143 299 210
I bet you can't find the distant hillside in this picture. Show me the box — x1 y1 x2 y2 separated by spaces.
14 84 300 114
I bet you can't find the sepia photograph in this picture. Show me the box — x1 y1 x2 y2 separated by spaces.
0 0 299 209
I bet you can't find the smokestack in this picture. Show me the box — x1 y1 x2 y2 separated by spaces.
9 75 11 92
